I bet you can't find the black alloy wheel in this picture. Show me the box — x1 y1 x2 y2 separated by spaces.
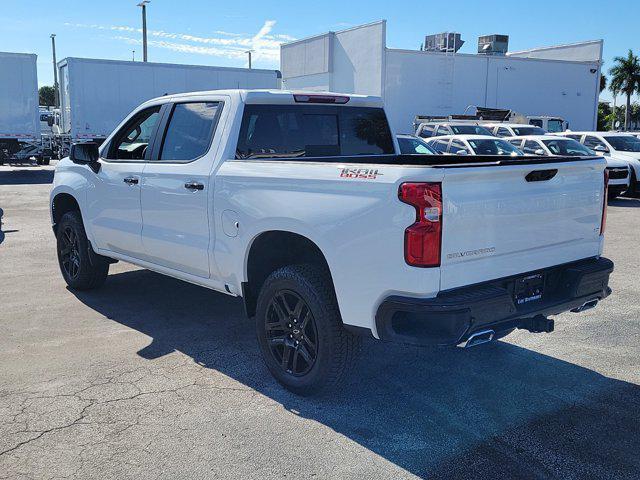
59 225 81 280
265 290 318 376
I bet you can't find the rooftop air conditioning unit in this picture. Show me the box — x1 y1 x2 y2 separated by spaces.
424 33 464 53
478 35 509 55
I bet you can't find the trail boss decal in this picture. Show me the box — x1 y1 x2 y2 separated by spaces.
339 167 383 180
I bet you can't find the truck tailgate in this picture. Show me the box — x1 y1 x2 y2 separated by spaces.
439 158 605 290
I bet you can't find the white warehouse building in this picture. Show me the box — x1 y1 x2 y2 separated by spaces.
280 21 603 132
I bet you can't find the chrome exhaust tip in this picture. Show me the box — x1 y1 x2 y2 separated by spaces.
464 329 495 348
571 299 599 313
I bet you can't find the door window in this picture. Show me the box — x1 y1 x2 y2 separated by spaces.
530 119 543 128
435 126 451 136
429 139 449 153
418 124 436 138
523 140 542 154
159 102 220 161
450 139 470 154
496 127 511 137
107 106 161 160
584 136 608 152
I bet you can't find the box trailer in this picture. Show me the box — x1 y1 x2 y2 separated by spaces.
54 57 281 157
0 52 41 164
280 21 602 133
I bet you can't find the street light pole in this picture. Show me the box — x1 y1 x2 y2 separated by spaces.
50 34 59 108
137 1 150 62
245 50 253 69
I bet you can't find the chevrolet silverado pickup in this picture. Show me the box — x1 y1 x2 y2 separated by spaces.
50 90 613 395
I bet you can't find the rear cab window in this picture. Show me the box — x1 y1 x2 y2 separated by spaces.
235 105 394 159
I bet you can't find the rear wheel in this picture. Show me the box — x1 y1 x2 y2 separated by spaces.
56 211 109 290
256 264 360 396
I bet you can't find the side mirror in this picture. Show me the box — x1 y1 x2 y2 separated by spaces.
593 145 607 153
455 149 469 156
535 148 546 156
70 143 101 173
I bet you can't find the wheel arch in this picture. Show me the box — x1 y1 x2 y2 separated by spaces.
51 192 81 234
242 230 336 318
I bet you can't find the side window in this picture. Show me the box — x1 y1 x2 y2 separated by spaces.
159 102 220 161
565 134 582 141
450 139 470 154
523 140 542 155
429 139 449 153
435 126 451 136
509 139 523 148
584 136 608 151
496 127 511 137
418 124 436 138
107 106 161 160
530 119 543 128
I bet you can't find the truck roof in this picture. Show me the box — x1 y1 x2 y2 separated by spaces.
144 90 385 108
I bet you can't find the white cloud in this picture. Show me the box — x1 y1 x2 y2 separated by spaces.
65 20 293 66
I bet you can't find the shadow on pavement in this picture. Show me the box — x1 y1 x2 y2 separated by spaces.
610 196 640 208
0 168 54 185
72 269 640 479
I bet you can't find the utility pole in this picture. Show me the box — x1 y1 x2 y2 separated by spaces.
132 50 136 61
245 50 253 69
137 1 150 62
50 34 59 108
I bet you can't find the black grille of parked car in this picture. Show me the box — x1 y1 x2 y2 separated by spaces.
606 167 629 180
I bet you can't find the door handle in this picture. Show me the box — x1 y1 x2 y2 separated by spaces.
123 176 139 185
184 181 204 191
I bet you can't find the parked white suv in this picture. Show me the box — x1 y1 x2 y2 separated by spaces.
426 135 523 156
416 122 493 138
50 90 613 395
484 123 547 138
509 135 630 198
556 132 639 196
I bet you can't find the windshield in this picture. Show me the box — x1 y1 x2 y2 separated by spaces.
468 139 524 156
602 135 640 152
512 126 546 136
542 139 592 156
450 125 493 136
397 136 437 155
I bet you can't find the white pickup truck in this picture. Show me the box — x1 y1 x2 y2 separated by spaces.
50 90 613 395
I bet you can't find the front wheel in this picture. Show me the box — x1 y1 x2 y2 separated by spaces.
255 264 360 396
56 211 109 290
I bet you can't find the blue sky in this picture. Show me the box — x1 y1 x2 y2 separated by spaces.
1 0 637 103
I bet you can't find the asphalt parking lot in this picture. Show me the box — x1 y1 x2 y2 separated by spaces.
1 162 639 479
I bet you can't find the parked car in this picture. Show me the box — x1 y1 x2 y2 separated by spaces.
51 90 613 395
556 132 640 196
415 122 493 138
483 123 547 137
426 135 524 156
509 135 630 198
396 134 438 155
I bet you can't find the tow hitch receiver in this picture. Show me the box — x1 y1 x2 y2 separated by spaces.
520 315 554 333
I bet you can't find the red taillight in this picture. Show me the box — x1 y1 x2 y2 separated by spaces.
601 169 609 235
293 94 350 104
398 182 442 267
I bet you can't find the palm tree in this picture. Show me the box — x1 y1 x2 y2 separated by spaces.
609 50 640 130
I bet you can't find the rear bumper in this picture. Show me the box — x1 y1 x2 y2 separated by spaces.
375 257 613 347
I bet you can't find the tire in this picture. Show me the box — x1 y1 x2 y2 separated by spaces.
56 211 109 290
36 158 43 166
255 264 360 396
42 158 50 166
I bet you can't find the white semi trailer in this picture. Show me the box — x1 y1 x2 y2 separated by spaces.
0 52 42 165
53 58 281 158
